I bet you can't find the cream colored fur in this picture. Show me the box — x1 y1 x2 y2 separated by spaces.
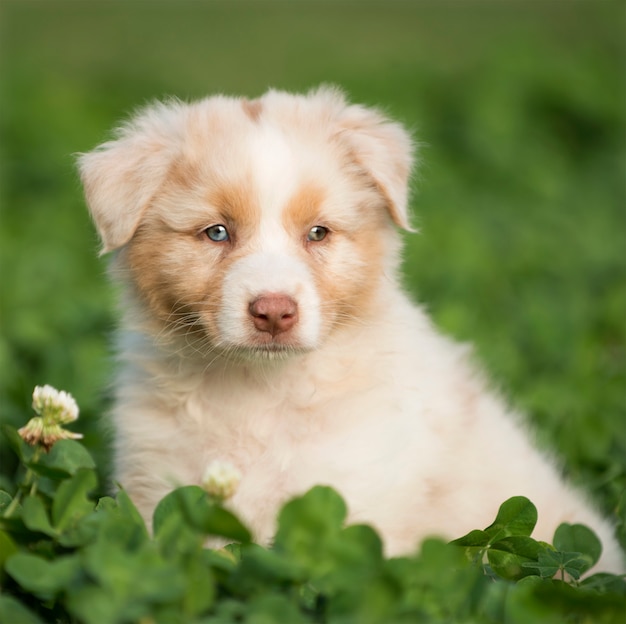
78 87 623 572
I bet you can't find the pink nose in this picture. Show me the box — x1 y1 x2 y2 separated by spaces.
248 295 298 336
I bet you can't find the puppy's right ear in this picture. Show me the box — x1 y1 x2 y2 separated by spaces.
77 127 173 254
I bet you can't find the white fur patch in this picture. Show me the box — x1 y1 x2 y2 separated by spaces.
248 124 299 221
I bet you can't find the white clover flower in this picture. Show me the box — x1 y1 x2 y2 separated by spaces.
18 385 83 451
201 460 242 501
32 385 79 424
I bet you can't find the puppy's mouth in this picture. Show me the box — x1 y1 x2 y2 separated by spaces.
224 342 310 362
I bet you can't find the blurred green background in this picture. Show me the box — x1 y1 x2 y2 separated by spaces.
1 1 624 537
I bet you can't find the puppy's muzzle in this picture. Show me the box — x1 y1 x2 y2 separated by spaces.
249 294 299 337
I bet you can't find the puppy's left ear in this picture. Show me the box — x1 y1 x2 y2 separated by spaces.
77 119 174 254
338 104 416 231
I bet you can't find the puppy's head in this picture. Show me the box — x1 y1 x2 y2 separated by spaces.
78 87 415 360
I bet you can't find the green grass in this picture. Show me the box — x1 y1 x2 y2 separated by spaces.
1 0 625 539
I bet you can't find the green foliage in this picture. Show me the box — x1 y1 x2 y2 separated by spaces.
1 2 625 620
1 0 624 531
1 425 624 624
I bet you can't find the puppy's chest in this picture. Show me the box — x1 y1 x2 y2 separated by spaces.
164 352 396 487
183 371 322 467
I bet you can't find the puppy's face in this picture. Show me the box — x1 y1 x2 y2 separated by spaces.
79 88 414 360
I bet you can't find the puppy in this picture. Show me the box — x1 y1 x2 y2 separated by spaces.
79 87 622 572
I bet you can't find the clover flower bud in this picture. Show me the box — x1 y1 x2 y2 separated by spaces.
17 416 45 446
201 460 242 501
18 385 83 451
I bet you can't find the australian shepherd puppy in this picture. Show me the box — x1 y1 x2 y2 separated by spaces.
78 87 622 572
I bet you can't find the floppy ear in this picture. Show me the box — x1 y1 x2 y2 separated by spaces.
337 102 416 231
77 120 175 254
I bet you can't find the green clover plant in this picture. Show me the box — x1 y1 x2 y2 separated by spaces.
0 386 624 623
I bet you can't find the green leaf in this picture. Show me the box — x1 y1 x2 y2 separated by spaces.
580 572 626 593
115 489 149 538
234 543 306 593
553 523 602 571
275 486 347 550
5 553 82 601
191 503 252 543
270 487 385 587
312 524 385 595
1 425 35 463
0 595 45 624
58 497 119 548
79 536 185 620
153 485 203 536
152 488 204 556
386 538 479 618
0 529 18 568
181 552 216 616
51 468 97 531
0 490 13 514
21 495 58 537
95 496 118 512
522 548 590 580
65 585 128 624
246 593 310 624
487 536 544 580
339 524 384 565
93 501 149 554
177 486 251 543
451 529 491 548
30 439 96 479
327 573 402 624
483 496 538 542
557 553 595 581
452 498 538 565
205 546 241 581
522 548 563 578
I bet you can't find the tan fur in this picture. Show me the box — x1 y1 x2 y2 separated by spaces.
242 98 263 122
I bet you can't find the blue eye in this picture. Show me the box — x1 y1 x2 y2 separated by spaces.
205 224 229 242
307 225 328 242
